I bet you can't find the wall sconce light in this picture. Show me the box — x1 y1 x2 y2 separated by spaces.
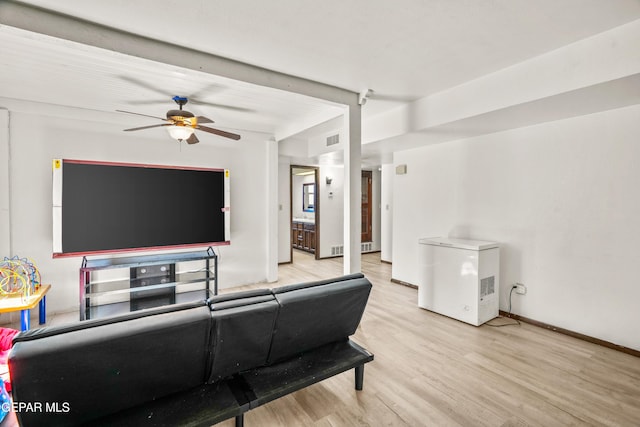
395 164 407 175
326 176 333 185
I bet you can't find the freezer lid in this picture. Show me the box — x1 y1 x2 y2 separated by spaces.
418 237 499 250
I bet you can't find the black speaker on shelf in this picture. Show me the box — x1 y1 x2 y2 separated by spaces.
129 263 176 311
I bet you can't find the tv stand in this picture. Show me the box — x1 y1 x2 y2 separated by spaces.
79 247 218 320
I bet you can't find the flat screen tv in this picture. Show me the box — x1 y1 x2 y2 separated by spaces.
52 159 230 257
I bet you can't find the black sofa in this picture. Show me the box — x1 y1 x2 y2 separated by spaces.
8 273 374 426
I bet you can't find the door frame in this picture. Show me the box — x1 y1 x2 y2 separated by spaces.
290 165 320 261
362 170 372 243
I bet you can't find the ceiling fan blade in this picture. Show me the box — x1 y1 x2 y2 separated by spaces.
196 116 214 124
187 83 225 98
118 75 169 97
117 110 169 121
123 123 172 132
197 125 241 141
127 99 172 106
186 133 200 145
120 75 231 107
189 98 254 113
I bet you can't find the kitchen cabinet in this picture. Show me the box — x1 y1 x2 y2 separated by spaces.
292 221 315 254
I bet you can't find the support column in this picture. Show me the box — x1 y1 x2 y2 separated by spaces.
266 137 279 282
343 104 362 274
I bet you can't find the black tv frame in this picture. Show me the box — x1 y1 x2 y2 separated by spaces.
52 159 230 257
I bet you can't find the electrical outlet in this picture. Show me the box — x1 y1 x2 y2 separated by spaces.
514 283 527 295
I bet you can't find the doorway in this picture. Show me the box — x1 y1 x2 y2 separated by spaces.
362 170 372 243
290 166 320 261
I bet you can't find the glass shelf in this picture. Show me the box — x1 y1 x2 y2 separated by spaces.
80 248 217 321
84 289 210 319
86 271 212 297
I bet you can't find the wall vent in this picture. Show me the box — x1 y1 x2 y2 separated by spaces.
331 243 374 255
326 134 340 147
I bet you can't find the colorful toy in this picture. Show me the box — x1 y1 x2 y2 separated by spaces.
0 257 41 298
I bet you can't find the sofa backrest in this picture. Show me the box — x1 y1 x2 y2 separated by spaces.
267 274 371 364
207 289 279 382
8 275 373 424
9 302 212 426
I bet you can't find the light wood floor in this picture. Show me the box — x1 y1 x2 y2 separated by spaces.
218 250 640 427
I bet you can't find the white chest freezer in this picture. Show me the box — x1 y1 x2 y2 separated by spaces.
418 237 499 326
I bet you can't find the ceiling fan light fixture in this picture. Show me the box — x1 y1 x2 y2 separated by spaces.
166 125 195 141
117 97 241 143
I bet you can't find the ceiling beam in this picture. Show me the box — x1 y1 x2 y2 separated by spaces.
0 0 358 108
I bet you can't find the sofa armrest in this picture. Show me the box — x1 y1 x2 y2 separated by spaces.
267 276 372 364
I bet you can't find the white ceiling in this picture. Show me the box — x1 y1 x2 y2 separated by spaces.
1 0 639 159
0 26 344 137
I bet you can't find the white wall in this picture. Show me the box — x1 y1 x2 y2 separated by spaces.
277 159 291 263
1 99 272 315
0 109 9 257
380 163 394 262
265 138 278 282
318 165 344 257
307 123 344 158
392 104 640 351
316 165 382 257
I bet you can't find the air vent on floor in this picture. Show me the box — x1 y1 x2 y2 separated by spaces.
326 134 340 147
330 244 374 255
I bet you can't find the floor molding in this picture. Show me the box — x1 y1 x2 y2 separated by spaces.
319 250 381 260
381 259 392 265
390 278 418 289
387 277 639 358
499 311 640 358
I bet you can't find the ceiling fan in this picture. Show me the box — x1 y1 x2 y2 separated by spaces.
117 96 241 144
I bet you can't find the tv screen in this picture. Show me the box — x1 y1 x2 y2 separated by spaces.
52 159 230 256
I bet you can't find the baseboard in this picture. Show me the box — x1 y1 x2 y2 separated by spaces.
319 250 381 260
499 311 640 358
381 259 392 265
318 255 343 260
390 278 418 289
386 283 638 357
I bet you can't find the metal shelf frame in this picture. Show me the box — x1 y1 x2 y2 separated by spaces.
79 247 217 320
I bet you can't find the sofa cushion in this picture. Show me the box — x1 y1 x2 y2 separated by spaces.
207 288 272 305
9 305 212 426
272 273 364 295
242 340 374 409
207 291 279 382
267 275 372 364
